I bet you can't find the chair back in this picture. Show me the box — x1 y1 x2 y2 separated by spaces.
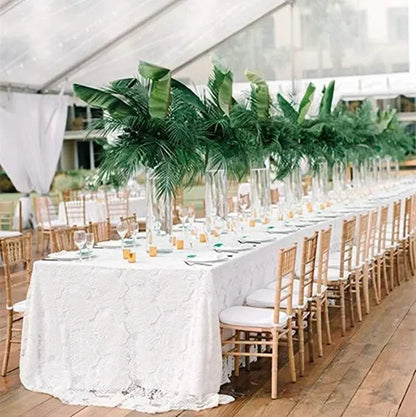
120 213 137 238
0 201 15 230
273 244 297 325
298 232 318 303
377 206 389 254
64 196 86 226
88 220 111 243
51 226 84 252
1 234 32 310
338 217 356 277
316 227 332 294
389 200 401 245
355 212 369 267
403 196 412 237
105 192 129 224
33 196 58 228
367 209 378 260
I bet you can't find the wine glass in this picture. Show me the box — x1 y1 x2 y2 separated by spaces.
116 221 128 249
187 207 195 228
85 232 94 260
177 206 188 238
73 231 86 261
131 221 139 247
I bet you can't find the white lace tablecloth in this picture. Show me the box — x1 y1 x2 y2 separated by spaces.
20 181 416 413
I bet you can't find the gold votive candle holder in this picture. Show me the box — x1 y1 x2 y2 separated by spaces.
176 239 184 250
199 233 207 243
123 248 131 259
149 246 157 257
128 252 136 263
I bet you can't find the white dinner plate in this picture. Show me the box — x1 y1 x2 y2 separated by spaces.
48 250 95 261
214 244 253 253
185 253 228 263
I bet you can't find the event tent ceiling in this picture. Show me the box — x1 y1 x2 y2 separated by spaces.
0 0 289 93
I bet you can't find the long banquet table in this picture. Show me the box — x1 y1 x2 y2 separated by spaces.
20 180 416 413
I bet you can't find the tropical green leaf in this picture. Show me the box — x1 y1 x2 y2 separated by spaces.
138 61 172 119
218 70 233 116
297 82 316 123
73 84 131 118
277 93 298 123
319 80 335 117
246 70 270 120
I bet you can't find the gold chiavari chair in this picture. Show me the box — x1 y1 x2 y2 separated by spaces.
220 245 297 398
105 192 129 225
88 219 111 243
50 226 86 252
409 194 416 275
400 196 415 279
63 189 79 202
33 196 66 253
375 206 390 297
350 212 370 321
366 209 381 306
248 234 318 377
1 233 32 376
0 200 16 231
385 200 401 289
309 227 333 359
63 196 86 227
326 217 356 336
120 213 137 238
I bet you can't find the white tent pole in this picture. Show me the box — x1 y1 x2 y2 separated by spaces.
172 0 293 74
38 0 179 92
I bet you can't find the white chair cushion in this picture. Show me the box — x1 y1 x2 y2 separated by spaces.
219 306 288 329
12 299 27 313
38 219 67 229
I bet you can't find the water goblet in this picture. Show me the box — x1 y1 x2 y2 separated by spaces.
116 221 128 250
85 232 94 260
73 230 86 261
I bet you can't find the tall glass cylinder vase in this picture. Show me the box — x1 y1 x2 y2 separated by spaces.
250 167 271 220
283 166 302 212
146 169 173 251
332 160 346 199
205 167 228 232
312 161 329 203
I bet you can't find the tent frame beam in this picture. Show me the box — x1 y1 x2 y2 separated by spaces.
172 0 294 74
38 0 178 93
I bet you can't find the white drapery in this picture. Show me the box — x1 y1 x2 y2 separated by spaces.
0 92 68 194
0 92 68 227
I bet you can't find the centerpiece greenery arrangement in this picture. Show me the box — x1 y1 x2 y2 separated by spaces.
73 60 414 201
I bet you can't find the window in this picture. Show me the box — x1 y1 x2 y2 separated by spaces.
400 96 415 113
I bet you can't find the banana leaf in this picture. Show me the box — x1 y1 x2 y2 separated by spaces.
277 93 298 123
319 80 335 117
298 82 316 123
245 70 270 120
138 61 172 119
73 84 131 118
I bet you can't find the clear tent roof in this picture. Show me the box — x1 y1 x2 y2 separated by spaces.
0 0 414 97
0 0 287 92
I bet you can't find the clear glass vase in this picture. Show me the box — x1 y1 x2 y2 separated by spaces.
205 167 228 232
312 161 329 203
146 169 173 251
250 167 271 219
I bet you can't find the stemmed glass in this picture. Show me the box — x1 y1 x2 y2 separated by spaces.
131 221 139 247
116 221 128 250
73 231 86 261
187 206 195 228
177 206 188 239
85 232 94 260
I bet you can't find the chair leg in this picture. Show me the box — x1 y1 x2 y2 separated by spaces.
307 309 315 363
362 265 370 315
244 332 251 371
339 282 347 336
1 311 13 377
316 301 323 357
395 251 401 286
297 312 305 377
323 298 332 345
389 251 395 290
348 281 355 328
271 331 279 399
287 320 297 383
234 330 241 377
371 265 380 305
382 258 389 295
354 271 363 322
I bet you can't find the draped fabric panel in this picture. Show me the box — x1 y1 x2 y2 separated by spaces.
0 92 68 194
